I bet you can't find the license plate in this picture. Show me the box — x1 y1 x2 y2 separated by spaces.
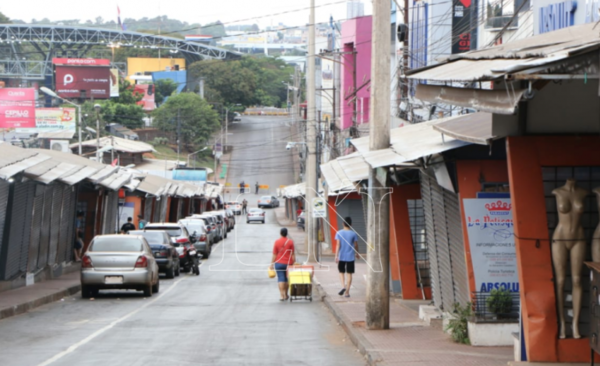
154 252 159 257
105 276 123 284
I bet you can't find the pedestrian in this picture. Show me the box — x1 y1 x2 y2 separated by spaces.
137 214 147 229
242 199 248 214
335 217 359 298
255 181 259 194
269 228 295 301
240 180 245 194
120 217 136 234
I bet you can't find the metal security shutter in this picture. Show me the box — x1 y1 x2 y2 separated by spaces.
56 186 71 264
160 198 168 222
421 172 443 309
144 197 153 221
444 189 469 306
152 198 161 222
336 199 368 254
0 180 10 274
28 185 45 272
2 181 35 280
431 175 455 312
47 185 64 266
64 188 77 262
102 191 119 234
37 185 54 269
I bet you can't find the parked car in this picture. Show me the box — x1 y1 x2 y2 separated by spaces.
193 215 220 243
233 112 242 121
258 195 280 208
178 218 211 258
297 211 305 231
217 209 235 232
80 235 160 298
144 223 194 271
247 208 266 224
129 230 180 278
202 213 226 240
225 201 242 215
189 216 217 245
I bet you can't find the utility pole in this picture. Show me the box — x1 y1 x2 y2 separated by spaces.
306 0 318 263
199 78 205 99
177 109 181 163
365 0 391 330
225 108 229 146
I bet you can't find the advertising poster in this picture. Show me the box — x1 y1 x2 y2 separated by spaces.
463 198 519 293
452 0 474 54
133 84 156 111
0 88 36 128
16 108 76 133
55 66 111 99
110 69 120 97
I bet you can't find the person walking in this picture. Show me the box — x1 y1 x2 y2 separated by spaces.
242 199 248 215
120 217 136 234
255 181 259 194
335 217 359 298
269 228 295 301
137 214 147 229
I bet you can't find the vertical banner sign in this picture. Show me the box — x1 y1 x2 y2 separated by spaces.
312 197 326 218
452 0 473 53
463 199 519 293
0 88 36 128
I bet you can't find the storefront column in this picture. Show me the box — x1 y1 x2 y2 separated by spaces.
327 196 339 253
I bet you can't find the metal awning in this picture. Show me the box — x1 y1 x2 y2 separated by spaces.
415 84 526 115
319 152 369 193
432 112 495 145
406 59 535 82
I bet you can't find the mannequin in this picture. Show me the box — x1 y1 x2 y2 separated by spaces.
552 178 587 339
592 187 600 262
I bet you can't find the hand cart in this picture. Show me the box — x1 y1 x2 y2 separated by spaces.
287 265 314 302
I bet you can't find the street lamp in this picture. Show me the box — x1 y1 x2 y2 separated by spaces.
94 104 101 163
39 86 83 155
187 146 207 166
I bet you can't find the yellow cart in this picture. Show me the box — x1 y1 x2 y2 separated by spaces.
287 265 314 302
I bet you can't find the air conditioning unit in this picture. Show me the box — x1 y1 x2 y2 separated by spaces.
50 140 71 153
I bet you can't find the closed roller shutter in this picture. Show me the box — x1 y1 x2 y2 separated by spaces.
37 185 54 269
64 188 77 262
152 198 161 222
335 198 368 254
144 197 153 221
102 191 119 234
421 173 443 309
0 180 10 272
160 197 168 222
56 186 72 264
18 182 36 275
28 185 45 272
2 181 35 280
444 189 469 306
47 184 64 266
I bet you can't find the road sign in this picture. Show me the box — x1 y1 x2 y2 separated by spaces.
259 185 269 189
312 197 326 218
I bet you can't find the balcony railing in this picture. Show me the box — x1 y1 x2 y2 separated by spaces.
485 15 519 29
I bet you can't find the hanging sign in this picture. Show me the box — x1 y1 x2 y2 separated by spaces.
463 198 519 293
312 197 326 218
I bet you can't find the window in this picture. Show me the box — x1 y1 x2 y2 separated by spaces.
91 237 142 252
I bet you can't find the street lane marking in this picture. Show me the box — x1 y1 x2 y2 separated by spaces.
36 273 193 366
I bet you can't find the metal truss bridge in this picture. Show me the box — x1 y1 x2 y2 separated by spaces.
0 24 241 79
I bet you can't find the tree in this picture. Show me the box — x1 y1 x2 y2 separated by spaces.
154 79 179 106
188 60 257 106
153 93 220 148
0 12 11 24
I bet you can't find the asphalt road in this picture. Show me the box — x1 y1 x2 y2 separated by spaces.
0 116 364 366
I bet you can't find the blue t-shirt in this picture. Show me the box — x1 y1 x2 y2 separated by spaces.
335 229 358 262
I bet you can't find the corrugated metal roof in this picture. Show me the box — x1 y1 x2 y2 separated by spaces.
0 154 52 179
71 136 155 153
432 113 495 145
60 166 101 185
24 159 61 177
320 162 344 193
36 162 80 184
407 59 533 82
337 153 369 182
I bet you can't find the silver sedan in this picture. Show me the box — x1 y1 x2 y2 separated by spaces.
246 208 266 224
80 235 160 298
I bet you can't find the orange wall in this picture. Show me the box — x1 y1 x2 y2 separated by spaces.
455 160 509 296
125 196 143 228
507 136 600 363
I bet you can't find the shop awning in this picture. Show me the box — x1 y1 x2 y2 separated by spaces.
432 112 495 145
320 152 369 193
415 84 526 115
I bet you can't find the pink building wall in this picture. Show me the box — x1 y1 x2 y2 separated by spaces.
341 16 372 130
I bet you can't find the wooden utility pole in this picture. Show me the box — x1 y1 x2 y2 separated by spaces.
305 0 318 263
365 0 391 330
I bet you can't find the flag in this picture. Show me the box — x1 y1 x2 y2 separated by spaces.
117 6 125 31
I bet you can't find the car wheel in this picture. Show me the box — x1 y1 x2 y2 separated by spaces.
175 262 181 276
166 265 175 279
262 220 265 224
152 279 160 293
246 220 249 224
204 248 210 259
81 285 92 299
143 284 153 297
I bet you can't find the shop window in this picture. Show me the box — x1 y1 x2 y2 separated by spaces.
408 199 430 287
542 166 600 338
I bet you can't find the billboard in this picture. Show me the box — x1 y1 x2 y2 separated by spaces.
0 88 36 128
134 84 156 111
16 108 76 133
55 65 112 99
172 168 207 182
451 0 475 54
110 69 120 97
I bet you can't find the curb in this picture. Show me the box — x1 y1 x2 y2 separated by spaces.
313 283 384 366
0 284 81 321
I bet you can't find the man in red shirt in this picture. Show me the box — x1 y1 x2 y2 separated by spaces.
270 228 295 301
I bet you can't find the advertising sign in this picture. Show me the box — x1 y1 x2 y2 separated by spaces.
312 197 326 218
133 84 156 111
16 108 76 133
52 58 111 66
452 0 475 54
110 69 120 97
463 199 519 293
55 66 111 99
0 88 36 128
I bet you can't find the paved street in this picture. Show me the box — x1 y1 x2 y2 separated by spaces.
0 116 363 366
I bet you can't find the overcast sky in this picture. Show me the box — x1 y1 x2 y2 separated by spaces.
0 0 372 28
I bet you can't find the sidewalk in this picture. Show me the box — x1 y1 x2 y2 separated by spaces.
0 271 80 321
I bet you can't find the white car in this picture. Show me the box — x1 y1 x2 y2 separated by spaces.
225 201 242 215
258 195 280 208
247 208 265 224
233 112 242 121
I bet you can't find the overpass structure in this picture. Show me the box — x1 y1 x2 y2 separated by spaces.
0 24 241 79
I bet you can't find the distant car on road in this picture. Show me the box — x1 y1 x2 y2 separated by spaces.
80 235 160 298
225 201 242 215
129 230 180 278
233 112 242 121
258 195 280 208
247 208 266 224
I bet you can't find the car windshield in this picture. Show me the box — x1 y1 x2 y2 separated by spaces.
261 196 271 200
129 231 166 245
179 221 205 234
91 237 142 252
146 226 182 237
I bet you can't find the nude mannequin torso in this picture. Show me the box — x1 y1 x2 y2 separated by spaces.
551 178 587 339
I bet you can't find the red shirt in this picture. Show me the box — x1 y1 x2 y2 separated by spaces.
273 237 295 265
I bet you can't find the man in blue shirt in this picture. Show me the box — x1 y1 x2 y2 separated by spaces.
335 216 359 298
